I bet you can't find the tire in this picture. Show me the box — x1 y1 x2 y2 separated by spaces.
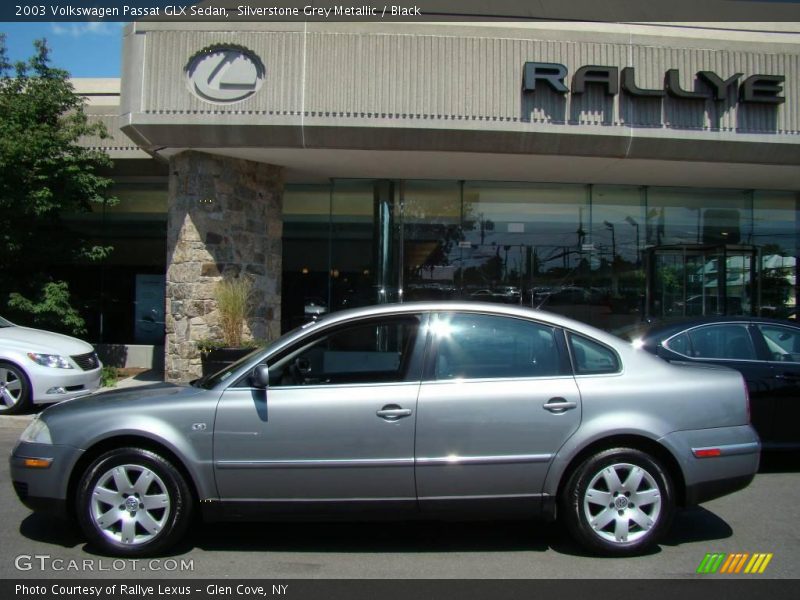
75 447 193 557
560 447 675 556
0 361 32 415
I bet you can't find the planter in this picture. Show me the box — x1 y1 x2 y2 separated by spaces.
200 347 254 376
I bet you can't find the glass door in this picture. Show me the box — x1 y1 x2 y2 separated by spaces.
647 245 755 319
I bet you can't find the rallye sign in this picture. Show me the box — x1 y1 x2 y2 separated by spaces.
523 62 785 104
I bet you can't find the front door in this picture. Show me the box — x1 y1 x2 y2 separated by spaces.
414 312 581 514
213 314 425 513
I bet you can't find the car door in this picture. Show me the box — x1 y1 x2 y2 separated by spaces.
754 323 800 448
414 312 580 515
213 313 426 513
662 323 775 442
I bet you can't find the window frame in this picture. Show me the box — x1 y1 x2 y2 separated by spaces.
661 322 763 363
422 311 572 383
230 313 429 389
753 323 800 365
566 332 622 376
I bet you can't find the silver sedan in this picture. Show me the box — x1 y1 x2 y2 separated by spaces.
10 302 759 557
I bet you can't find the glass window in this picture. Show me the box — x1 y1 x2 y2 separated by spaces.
431 313 562 380
460 182 589 308
752 191 798 319
269 317 420 386
758 325 800 363
646 188 752 247
664 332 690 356
568 334 620 375
687 324 755 360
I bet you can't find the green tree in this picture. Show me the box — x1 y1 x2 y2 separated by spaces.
0 35 115 335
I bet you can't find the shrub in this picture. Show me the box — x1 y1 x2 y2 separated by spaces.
215 277 253 348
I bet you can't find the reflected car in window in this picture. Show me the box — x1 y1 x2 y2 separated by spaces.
631 317 800 450
11 303 758 558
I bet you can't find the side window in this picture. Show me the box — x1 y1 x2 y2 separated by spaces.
687 324 755 360
268 316 420 386
569 334 620 375
664 332 690 356
432 313 562 380
758 325 800 363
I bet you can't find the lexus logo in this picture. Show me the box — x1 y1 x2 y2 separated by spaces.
186 46 265 104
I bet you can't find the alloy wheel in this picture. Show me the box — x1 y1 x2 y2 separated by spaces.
582 462 662 544
90 464 171 546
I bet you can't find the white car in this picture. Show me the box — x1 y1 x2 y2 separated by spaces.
0 316 102 414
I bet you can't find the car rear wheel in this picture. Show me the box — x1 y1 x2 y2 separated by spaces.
0 362 31 415
561 447 674 556
76 447 193 557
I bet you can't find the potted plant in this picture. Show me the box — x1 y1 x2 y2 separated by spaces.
198 276 258 376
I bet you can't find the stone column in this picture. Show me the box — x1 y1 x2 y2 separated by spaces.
165 151 283 383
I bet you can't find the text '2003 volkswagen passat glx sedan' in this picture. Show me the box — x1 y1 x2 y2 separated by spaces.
10 303 759 557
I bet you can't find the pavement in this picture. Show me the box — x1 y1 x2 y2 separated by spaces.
113 369 166 389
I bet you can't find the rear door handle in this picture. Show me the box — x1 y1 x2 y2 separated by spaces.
543 397 577 413
376 405 413 420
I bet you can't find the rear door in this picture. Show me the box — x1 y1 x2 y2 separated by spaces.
754 323 800 448
414 312 580 515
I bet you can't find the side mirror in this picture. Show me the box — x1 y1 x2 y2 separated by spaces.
251 364 270 389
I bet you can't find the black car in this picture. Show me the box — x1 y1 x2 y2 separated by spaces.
631 316 800 450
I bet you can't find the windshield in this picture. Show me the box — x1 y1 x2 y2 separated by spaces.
0 316 13 328
193 320 323 389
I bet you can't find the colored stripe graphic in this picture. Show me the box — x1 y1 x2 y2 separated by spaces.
697 553 726 574
697 553 773 574
744 553 773 574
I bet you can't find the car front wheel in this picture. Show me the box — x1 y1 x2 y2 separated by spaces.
561 447 674 556
76 447 193 556
0 362 31 414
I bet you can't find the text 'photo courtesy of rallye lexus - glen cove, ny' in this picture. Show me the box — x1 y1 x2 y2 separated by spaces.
10 303 760 557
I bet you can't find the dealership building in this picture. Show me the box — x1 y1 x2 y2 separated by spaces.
72 19 800 382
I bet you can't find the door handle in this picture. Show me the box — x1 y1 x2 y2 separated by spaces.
376 405 413 420
543 397 577 413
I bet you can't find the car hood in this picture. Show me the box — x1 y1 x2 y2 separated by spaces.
0 326 94 355
43 382 192 415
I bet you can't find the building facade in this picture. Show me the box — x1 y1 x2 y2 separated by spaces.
78 21 800 382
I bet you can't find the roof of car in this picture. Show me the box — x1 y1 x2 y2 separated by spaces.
637 315 799 341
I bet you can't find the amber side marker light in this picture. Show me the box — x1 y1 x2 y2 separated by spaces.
22 458 53 469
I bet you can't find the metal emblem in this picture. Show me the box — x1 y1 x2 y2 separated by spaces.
186 46 265 104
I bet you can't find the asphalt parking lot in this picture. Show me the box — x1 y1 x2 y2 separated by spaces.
0 414 797 580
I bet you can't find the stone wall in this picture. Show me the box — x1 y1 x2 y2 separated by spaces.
165 151 283 383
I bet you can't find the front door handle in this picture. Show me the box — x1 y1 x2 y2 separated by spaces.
376 405 413 421
543 397 577 413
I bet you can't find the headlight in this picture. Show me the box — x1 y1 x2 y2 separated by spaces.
20 417 52 445
27 352 73 369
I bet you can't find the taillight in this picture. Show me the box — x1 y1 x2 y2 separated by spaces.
743 376 751 424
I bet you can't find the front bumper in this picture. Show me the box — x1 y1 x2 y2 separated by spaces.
10 441 85 519
28 364 102 405
659 425 760 506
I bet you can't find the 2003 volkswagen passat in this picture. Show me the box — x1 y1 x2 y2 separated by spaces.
10 303 759 557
